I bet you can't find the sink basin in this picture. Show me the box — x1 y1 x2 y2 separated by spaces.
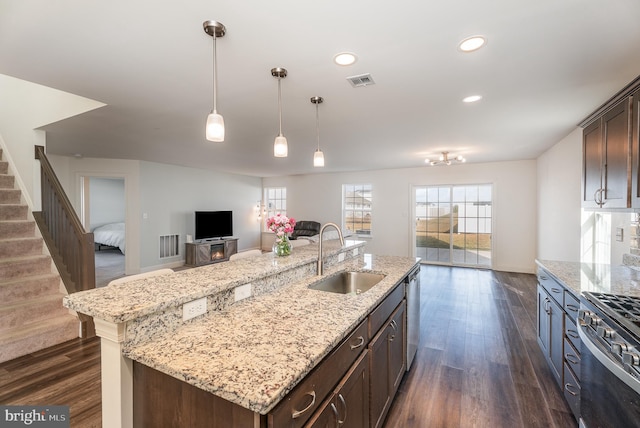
309 271 386 295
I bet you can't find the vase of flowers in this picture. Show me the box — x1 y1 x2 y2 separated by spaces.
267 213 296 257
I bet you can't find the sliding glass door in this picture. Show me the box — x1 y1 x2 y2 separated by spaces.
413 184 492 268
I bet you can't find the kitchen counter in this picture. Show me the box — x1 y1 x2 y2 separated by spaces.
536 259 640 298
64 239 419 423
125 253 418 414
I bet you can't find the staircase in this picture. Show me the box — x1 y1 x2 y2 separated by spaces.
0 149 79 363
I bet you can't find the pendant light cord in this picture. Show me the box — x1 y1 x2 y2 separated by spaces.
316 103 320 150
277 78 283 136
212 32 217 113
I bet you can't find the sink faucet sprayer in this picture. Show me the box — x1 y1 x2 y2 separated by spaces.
317 222 345 276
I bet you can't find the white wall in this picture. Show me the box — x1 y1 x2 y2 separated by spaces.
0 74 104 208
89 177 125 230
138 161 262 270
536 128 582 262
264 160 537 273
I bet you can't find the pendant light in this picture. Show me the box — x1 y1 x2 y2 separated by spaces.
271 67 288 157
311 96 325 167
203 21 226 142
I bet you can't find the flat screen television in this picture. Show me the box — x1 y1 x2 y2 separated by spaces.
195 210 233 240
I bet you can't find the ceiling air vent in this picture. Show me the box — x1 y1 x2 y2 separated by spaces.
347 73 375 88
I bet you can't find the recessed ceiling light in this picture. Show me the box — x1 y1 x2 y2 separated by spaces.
462 95 483 103
458 36 486 52
334 52 357 66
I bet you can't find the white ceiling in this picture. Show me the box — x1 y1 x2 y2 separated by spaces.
2 0 640 177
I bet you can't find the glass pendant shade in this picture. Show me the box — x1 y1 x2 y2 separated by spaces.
274 134 288 157
313 149 325 167
206 111 225 142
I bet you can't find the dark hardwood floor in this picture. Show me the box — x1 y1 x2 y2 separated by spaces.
0 265 576 428
385 265 576 428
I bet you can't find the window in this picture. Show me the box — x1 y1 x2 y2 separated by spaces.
264 187 287 230
343 184 372 237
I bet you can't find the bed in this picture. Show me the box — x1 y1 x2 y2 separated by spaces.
93 222 126 254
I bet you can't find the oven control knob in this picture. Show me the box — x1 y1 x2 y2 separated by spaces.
612 342 629 355
597 326 614 339
579 310 593 322
585 313 602 326
623 352 640 367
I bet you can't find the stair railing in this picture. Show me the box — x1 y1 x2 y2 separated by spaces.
33 145 95 337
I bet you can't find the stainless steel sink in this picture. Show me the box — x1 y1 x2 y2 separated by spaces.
309 271 386 295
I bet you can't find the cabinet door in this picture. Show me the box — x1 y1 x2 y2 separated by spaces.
389 302 406 396
602 98 631 208
196 244 212 265
582 119 603 208
631 91 640 207
224 239 238 258
549 296 564 386
369 323 392 428
537 285 551 356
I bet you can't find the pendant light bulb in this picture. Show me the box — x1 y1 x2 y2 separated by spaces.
272 68 288 157
204 21 226 142
311 96 325 168
314 149 325 167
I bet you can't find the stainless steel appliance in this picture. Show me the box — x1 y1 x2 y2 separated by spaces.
405 266 420 370
578 292 640 428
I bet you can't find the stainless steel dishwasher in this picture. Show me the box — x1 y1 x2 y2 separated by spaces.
406 265 420 370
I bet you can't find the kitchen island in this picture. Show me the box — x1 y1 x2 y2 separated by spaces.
64 239 419 428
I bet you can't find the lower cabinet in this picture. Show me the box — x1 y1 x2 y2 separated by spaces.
369 301 406 428
306 351 370 427
537 284 564 385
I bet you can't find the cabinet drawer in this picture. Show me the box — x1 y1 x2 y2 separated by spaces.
563 362 580 419
369 283 404 339
564 291 580 322
564 337 581 381
269 319 368 428
537 268 564 306
565 315 581 352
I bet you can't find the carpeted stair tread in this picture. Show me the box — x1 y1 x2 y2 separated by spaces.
0 204 28 221
0 315 78 363
0 294 70 332
0 237 42 258
0 220 36 238
0 174 15 189
0 188 20 204
0 255 52 279
0 274 61 304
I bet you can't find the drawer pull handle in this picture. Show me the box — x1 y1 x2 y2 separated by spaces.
565 382 578 396
539 275 548 280
337 393 347 425
350 336 365 350
292 391 316 419
566 304 579 311
551 287 562 293
390 319 397 331
330 403 339 423
567 330 579 339
565 353 579 365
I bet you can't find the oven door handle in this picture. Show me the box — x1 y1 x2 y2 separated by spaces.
578 322 640 395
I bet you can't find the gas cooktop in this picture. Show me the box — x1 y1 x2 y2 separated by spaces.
584 292 640 338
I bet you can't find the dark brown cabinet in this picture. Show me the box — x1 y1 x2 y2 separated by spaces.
307 351 370 428
369 301 406 428
631 90 640 207
582 98 632 208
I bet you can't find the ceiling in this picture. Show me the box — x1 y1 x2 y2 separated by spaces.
2 0 640 178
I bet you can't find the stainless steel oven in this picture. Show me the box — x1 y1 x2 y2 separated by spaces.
579 292 640 428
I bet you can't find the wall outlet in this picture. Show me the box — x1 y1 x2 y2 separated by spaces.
183 297 207 321
235 283 252 302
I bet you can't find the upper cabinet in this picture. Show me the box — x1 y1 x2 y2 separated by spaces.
581 76 639 209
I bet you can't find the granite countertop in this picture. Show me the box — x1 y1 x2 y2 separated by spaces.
123 253 419 415
64 239 364 323
536 259 640 298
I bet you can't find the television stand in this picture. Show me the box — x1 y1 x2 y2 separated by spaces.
185 238 238 267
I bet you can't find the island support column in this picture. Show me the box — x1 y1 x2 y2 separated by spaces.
94 318 133 428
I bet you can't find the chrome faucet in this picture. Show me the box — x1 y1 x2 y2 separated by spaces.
317 222 345 275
